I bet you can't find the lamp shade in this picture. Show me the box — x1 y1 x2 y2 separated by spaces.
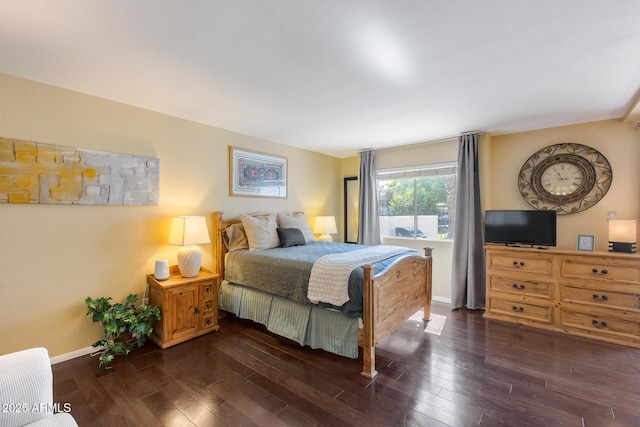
169 216 211 277
609 219 637 253
314 216 337 242
169 216 211 246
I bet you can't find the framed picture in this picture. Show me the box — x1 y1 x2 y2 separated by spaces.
577 234 595 251
229 146 287 198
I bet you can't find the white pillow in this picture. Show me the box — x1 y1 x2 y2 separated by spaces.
277 212 316 242
240 213 280 251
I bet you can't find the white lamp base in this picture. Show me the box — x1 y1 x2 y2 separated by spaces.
177 246 202 277
318 234 333 242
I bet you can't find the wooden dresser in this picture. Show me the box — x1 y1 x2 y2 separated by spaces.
484 246 640 348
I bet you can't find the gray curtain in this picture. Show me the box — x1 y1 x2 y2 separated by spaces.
451 134 485 309
357 150 380 245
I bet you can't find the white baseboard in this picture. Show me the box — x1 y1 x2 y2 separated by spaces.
432 295 451 305
50 346 101 365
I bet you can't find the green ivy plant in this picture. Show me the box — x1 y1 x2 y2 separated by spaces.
85 294 161 369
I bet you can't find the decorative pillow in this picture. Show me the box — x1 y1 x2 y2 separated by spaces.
277 212 315 242
225 223 249 251
277 228 307 248
240 213 280 251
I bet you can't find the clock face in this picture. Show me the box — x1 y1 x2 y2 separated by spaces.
540 162 585 196
518 144 612 215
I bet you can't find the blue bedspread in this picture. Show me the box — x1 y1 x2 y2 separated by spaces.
224 241 416 317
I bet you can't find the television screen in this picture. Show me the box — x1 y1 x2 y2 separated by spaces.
485 210 557 247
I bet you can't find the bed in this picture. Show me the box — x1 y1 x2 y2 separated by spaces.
213 211 433 378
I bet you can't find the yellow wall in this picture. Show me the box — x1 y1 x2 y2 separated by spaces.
489 120 640 251
0 73 341 358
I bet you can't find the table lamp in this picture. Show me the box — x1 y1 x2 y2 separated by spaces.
169 216 211 277
608 219 636 253
314 216 337 242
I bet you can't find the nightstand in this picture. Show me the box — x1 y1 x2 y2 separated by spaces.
147 265 220 349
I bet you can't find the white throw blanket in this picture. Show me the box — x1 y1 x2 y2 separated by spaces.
307 245 412 306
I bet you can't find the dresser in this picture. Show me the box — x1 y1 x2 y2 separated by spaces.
484 246 640 347
147 266 220 348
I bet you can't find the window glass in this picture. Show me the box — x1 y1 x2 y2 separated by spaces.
377 162 456 240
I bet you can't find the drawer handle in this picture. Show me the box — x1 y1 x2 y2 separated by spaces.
512 283 526 290
591 319 608 328
512 261 525 268
512 305 524 312
592 294 608 301
591 268 609 275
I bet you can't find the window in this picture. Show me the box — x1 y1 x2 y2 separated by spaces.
377 162 456 240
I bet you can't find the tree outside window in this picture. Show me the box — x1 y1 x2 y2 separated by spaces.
377 163 456 240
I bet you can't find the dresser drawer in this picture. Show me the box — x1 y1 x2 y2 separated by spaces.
488 254 553 276
561 259 640 283
202 313 217 331
488 298 552 323
561 308 640 336
488 275 552 299
561 286 640 312
202 282 215 297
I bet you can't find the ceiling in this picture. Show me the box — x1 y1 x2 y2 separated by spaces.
1 1 639 158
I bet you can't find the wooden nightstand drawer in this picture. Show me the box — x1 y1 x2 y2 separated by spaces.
202 314 216 330
488 275 552 299
487 298 552 323
202 298 215 313
202 283 215 297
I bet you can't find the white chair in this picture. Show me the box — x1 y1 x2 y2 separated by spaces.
0 347 78 427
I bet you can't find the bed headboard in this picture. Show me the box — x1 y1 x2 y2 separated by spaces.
213 211 276 280
213 211 233 279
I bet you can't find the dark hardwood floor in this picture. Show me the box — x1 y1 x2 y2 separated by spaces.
53 302 640 426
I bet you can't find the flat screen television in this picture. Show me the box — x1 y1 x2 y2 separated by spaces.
485 210 557 247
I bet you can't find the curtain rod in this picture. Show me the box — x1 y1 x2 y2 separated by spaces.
361 131 486 153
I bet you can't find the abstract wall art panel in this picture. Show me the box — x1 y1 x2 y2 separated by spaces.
0 137 159 205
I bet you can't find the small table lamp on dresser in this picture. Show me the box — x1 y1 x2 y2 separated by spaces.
608 219 637 253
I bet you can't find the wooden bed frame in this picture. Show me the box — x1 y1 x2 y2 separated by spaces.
212 211 433 378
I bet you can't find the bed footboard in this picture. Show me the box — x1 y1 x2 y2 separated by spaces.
360 248 433 378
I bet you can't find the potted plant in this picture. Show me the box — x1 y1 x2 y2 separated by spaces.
85 293 161 369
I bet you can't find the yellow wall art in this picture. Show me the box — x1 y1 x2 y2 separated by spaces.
0 137 159 205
